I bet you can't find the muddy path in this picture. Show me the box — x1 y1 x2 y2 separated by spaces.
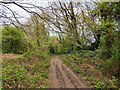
49 55 89 88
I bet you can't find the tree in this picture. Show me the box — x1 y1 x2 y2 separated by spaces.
43 2 97 51
93 2 120 77
48 36 62 54
0 1 98 51
92 2 119 59
99 22 117 59
96 2 119 22
23 14 49 51
2 26 27 54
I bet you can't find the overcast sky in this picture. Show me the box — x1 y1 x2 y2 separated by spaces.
0 0 49 26
1 0 118 25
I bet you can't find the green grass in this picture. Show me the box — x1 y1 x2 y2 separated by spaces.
60 50 119 88
2 51 53 88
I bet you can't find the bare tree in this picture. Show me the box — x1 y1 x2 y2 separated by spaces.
0 1 99 48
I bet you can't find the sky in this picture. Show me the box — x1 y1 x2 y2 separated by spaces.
0 0 49 26
0 0 118 34
0 0 59 36
1 0 118 25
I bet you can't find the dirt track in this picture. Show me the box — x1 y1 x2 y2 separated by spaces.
49 55 89 88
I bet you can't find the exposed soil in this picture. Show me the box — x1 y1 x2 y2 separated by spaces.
1 53 22 60
49 55 90 88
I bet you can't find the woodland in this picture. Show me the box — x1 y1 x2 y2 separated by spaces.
0 0 119 88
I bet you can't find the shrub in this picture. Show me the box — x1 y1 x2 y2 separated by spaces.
2 26 27 54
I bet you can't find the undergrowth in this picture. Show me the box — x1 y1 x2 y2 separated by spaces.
60 50 119 89
2 50 53 88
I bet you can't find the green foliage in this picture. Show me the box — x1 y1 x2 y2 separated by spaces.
2 50 52 88
96 64 103 70
61 51 119 88
2 26 27 54
94 2 120 77
73 66 80 74
111 76 119 87
96 2 119 22
98 21 119 76
62 39 73 53
99 22 119 60
85 51 96 57
94 81 106 89
1 1 119 89
60 32 79 53
2 64 27 87
48 36 62 54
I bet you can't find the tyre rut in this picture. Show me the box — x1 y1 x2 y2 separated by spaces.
49 55 89 88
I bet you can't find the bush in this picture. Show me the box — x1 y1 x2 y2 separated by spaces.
99 22 119 60
2 26 27 54
99 22 119 78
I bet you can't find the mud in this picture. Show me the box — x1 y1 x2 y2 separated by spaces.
49 55 89 88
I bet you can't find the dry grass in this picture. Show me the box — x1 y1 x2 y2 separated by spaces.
1 53 22 60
